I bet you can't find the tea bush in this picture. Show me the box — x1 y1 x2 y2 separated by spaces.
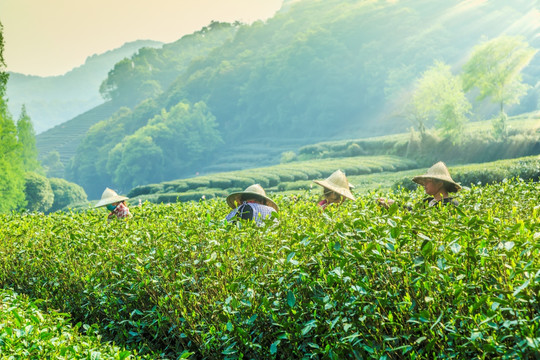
0 288 140 359
126 156 418 201
0 179 538 359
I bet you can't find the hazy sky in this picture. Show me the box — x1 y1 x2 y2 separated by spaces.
0 0 283 76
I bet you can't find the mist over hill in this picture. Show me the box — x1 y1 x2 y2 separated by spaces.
36 0 540 198
6 40 162 133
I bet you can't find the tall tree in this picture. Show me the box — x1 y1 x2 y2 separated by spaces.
462 36 537 138
17 105 41 173
411 61 470 144
0 21 26 212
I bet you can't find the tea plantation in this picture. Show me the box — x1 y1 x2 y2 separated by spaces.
1 179 539 359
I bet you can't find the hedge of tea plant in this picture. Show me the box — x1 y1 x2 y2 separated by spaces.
392 156 540 191
0 179 539 359
127 155 418 202
0 288 140 359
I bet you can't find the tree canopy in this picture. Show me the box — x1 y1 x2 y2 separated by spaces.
462 36 537 113
411 61 470 143
0 21 26 212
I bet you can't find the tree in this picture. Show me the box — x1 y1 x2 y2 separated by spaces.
99 58 152 104
42 150 65 178
411 61 470 144
0 21 26 212
105 101 222 190
462 36 537 138
107 134 165 190
17 105 41 172
23 172 54 212
48 177 88 212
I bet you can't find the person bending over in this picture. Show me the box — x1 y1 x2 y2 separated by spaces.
225 184 278 226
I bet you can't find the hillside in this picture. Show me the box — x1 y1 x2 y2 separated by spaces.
6 40 162 133
63 0 540 199
35 101 122 166
113 113 539 206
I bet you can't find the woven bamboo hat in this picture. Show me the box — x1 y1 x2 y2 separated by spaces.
412 162 461 193
313 170 355 201
226 184 279 211
95 188 129 208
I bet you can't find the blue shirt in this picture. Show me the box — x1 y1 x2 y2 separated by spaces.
225 202 277 227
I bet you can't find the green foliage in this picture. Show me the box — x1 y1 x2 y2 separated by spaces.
70 101 221 196
125 155 418 202
16 105 41 173
100 22 237 103
492 112 508 140
462 35 537 136
296 115 540 166
0 179 539 358
412 61 470 142
0 21 7 97
23 172 54 212
42 150 65 178
48 177 88 213
280 151 297 164
0 21 26 212
66 1 540 199
127 183 163 198
391 155 540 191
0 288 140 358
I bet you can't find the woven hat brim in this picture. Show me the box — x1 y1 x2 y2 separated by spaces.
313 179 356 201
95 195 129 208
226 191 279 212
412 175 462 192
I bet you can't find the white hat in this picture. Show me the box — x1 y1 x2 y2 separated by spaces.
412 162 461 193
95 188 129 208
313 170 355 201
226 184 278 211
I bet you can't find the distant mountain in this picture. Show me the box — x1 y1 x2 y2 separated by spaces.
6 40 163 133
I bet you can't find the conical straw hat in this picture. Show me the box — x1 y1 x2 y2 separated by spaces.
226 184 279 211
412 162 461 193
313 170 355 201
94 188 129 208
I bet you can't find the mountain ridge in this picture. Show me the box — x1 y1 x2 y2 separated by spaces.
7 39 163 133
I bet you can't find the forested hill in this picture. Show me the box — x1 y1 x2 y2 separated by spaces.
67 0 540 198
6 40 162 133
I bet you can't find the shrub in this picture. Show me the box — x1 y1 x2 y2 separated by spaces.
128 184 163 197
391 176 417 191
209 178 233 189
347 143 365 156
280 151 297 163
1 180 539 359
156 193 181 203
24 172 54 212
229 176 256 189
0 288 139 358
184 178 211 190
48 178 88 212
165 181 189 193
